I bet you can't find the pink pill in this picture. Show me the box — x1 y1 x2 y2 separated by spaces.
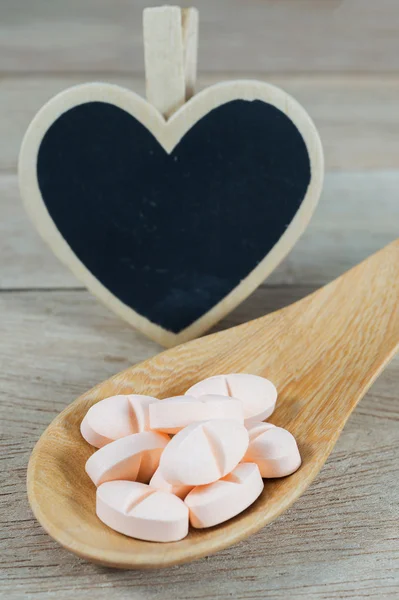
159 419 249 486
149 394 243 433
80 394 158 448
97 480 189 542
200 394 243 422
185 462 264 528
186 373 277 422
150 468 193 499
186 375 229 397
246 420 276 441
243 426 301 478
85 431 170 486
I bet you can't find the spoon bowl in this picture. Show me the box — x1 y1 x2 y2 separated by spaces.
27 240 399 568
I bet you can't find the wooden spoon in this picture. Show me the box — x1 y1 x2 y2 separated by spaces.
27 240 399 569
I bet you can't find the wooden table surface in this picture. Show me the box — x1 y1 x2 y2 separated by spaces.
1 2 399 598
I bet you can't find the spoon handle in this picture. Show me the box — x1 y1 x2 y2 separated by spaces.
267 238 399 444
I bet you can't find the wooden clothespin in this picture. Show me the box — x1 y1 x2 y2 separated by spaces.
144 6 198 118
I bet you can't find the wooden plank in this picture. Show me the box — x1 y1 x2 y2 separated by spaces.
2 170 399 290
1 289 398 597
3 74 399 173
1 0 399 74
0 287 313 437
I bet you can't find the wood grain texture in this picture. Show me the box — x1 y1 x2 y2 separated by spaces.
3 170 399 291
2 74 399 173
26 241 399 568
2 0 399 592
1 287 399 594
1 0 399 74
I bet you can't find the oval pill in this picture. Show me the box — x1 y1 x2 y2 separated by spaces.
149 394 243 433
200 394 243 423
159 419 249 486
85 431 170 486
149 395 207 433
245 420 276 441
80 394 159 448
186 375 229 398
96 480 189 542
185 462 264 528
243 426 301 477
186 373 277 421
150 468 193 499
227 374 277 422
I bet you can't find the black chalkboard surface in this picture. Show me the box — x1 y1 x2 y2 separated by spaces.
20 81 324 345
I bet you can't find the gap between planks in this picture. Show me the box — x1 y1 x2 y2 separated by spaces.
2 171 399 290
1 0 399 74
2 73 399 172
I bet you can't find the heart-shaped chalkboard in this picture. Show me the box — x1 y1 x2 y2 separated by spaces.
19 81 323 346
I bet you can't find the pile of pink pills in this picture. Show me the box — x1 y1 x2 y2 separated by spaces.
81 373 301 542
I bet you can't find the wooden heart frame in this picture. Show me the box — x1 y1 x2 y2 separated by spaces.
19 78 324 347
